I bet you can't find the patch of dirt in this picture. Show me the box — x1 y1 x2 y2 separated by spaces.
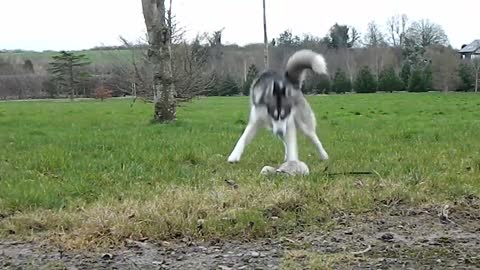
2 201 480 269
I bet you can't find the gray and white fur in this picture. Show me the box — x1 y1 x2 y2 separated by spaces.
227 49 329 163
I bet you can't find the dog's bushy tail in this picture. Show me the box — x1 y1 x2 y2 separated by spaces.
285 49 328 86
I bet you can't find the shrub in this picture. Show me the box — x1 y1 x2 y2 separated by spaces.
400 62 411 90
408 65 432 92
243 64 259 95
208 75 240 96
331 69 351 94
303 74 331 94
354 66 377 93
378 66 403 92
95 86 113 101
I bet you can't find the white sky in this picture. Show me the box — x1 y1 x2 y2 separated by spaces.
0 0 477 51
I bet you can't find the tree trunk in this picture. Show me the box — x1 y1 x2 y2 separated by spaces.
475 71 478 93
167 0 175 97
243 59 247 83
142 0 176 123
263 0 269 69
69 61 74 100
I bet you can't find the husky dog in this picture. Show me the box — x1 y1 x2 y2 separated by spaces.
227 49 329 163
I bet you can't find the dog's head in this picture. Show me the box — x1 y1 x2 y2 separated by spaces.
263 79 296 137
251 69 306 137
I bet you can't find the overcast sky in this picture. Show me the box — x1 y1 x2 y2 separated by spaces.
0 0 477 51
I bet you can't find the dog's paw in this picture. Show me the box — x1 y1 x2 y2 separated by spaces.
227 154 240 163
320 151 329 161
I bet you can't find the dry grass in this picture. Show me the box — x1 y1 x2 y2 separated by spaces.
281 250 356 270
2 175 450 250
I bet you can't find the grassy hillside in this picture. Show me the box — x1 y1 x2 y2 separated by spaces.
1 49 131 64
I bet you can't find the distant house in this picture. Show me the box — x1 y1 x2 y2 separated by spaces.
459 40 480 60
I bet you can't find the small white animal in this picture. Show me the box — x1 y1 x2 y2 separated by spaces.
260 160 310 176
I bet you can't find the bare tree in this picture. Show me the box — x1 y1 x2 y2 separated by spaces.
116 37 154 100
142 0 176 122
363 20 385 48
362 21 387 80
426 46 460 92
114 26 215 103
336 48 357 89
349 27 361 48
386 14 408 47
345 49 356 90
173 36 216 101
263 0 269 69
474 58 480 93
167 0 174 98
406 19 449 48
207 29 225 76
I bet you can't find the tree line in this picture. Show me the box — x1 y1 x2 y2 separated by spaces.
1 13 479 102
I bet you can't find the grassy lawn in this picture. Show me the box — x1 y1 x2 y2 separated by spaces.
0 93 479 249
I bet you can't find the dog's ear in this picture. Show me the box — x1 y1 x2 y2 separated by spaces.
251 79 273 105
284 82 293 97
268 80 275 96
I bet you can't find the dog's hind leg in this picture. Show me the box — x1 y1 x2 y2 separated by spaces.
227 109 261 163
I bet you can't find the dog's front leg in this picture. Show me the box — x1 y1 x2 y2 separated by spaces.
310 133 329 161
227 122 259 163
282 139 288 162
302 130 329 161
284 118 299 161
296 116 329 161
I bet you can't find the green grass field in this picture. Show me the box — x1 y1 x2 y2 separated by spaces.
0 93 479 249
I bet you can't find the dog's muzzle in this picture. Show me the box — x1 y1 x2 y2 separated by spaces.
272 119 287 138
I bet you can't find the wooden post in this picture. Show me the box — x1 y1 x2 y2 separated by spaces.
263 0 269 69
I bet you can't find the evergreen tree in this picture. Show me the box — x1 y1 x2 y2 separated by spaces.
458 62 474 91
243 64 259 95
48 51 91 99
277 30 301 47
400 62 411 90
316 75 331 94
332 69 351 94
210 75 240 96
354 66 377 93
408 68 425 92
303 74 331 94
325 23 360 49
378 66 403 92
423 63 433 91
407 62 432 93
